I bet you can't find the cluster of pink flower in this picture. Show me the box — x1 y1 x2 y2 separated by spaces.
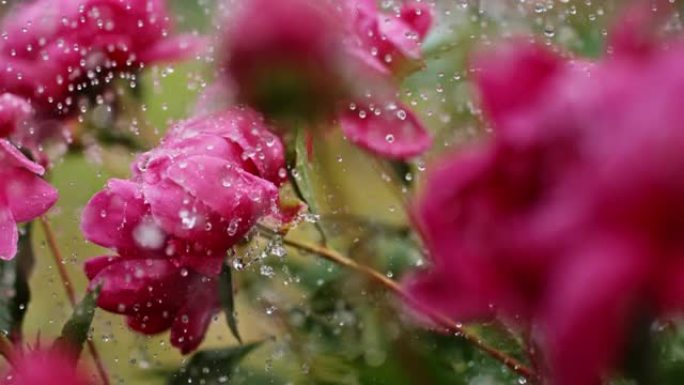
75 0 435 355
0 0 435 360
4 0 684 383
0 0 203 265
0 0 202 119
81 108 286 353
407 4 684 385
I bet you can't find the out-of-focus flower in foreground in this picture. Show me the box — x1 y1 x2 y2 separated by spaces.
0 0 203 119
406 5 684 385
0 348 93 385
221 0 433 159
81 108 287 353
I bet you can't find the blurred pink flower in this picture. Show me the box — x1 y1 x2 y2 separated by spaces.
0 140 58 261
406 6 684 385
0 0 203 119
221 0 432 159
81 108 287 353
1 349 93 385
222 0 349 120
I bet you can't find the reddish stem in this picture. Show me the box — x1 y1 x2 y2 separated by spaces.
39 216 111 385
281 237 535 380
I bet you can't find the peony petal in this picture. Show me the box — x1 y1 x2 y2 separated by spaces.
0 140 44 175
400 2 433 40
339 101 431 159
0 201 18 261
90 259 187 315
81 179 155 253
84 255 119 281
166 155 278 220
472 41 563 127
170 277 219 354
2 167 57 222
139 34 208 63
142 178 226 248
126 312 174 335
0 93 32 138
404 268 496 323
377 15 422 62
540 240 647 385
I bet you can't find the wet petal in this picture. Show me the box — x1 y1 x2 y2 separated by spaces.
90 259 187 315
0 201 18 261
166 155 278 220
139 34 208 63
3 167 57 223
0 140 44 175
472 41 563 127
126 312 174 335
81 179 153 253
339 101 431 159
170 277 219 354
541 240 647 385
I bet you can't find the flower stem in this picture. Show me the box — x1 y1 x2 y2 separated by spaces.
281 237 535 380
39 216 111 385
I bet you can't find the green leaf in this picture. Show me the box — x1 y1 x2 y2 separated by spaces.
53 288 99 360
168 342 262 385
219 262 242 344
291 127 328 244
293 127 318 212
0 223 34 342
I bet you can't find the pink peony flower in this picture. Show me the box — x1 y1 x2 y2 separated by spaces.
0 0 203 119
406 5 684 385
1 349 93 385
221 0 433 159
81 108 287 353
0 139 58 261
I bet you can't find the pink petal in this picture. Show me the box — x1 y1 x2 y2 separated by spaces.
81 179 154 253
339 101 431 159
400 2 433 40
0 140 44 175
142 178 225 248
404 268 496 323
84 255 119 281
540 240 647 385
177 108 287 185
177 254 225 277
0 201 18 261
126 312 174 335
377 15 422 62
472 41 563 127
0 93 32 138
170 277 219 354
139 34 208 63
90 259 187 315
3 167 57 222
165 155 278 221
